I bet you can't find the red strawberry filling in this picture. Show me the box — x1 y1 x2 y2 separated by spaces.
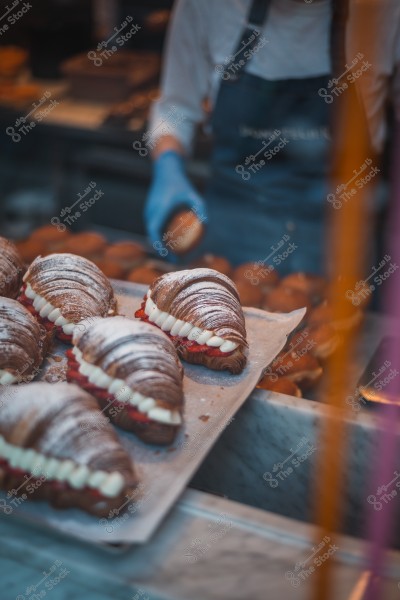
66 350 152 425
0 457 106 499
135 300 235 358
18 284 73 342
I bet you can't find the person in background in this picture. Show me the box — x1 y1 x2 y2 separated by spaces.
144 0 400 274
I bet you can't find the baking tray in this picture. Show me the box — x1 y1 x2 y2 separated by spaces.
0 281 305 545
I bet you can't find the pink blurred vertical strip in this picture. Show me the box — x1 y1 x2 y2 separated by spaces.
364 125 400 599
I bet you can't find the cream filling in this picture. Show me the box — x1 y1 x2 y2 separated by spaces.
144 292 239 353
0 370 18 385
23 282 75 335
0 434 125 498
72 347 181 426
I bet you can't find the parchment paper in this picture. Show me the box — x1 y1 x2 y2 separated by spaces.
0 281 305 545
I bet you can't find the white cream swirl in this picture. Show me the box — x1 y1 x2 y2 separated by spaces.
72 347 181 426
144 292 238 353
0 434 125 498
23 282 75 335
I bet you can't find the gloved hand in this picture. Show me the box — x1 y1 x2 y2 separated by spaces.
144 151 207 258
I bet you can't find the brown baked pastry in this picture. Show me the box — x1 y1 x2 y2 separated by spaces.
94 258 127 280
280 272 327 305
61 232 107 260
0 298 49 385
67 317 184 445
15 239 48 264
191 254 232 277
234 278 263 308
29 225 72 252
0 236 25 298
270 349 323 388
263 285 312 313
0 382 138 517
308 300 363 332
233 262 279 292
104 241 146 270
292 324 340 360
164 210 205 255
135 268 248 374
127 265 167 286
257 375 302 397
18 253 117 343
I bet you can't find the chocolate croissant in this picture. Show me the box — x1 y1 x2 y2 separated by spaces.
0 236 25 299
18 253 117 342
67 317 184 445
135 268 248 374
0 297 49 385
0 382 138 517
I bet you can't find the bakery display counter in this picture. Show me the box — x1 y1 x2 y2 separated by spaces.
193 313 387 541
0 296 399 598
1 489 400 600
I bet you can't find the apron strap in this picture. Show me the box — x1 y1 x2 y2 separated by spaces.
222 0 272 81
330 0 349 77
247 0 272 28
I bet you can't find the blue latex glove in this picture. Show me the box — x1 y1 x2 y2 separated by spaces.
144 151 207 258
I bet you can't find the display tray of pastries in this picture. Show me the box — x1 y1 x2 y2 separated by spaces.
0 268 304 544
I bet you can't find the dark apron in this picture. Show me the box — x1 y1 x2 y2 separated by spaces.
201 0 332 274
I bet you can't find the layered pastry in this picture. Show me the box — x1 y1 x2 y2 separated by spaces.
15 238 48 264
29 225 72 253
127 264 170 286
233 262 279 292
61 232 107 260
308 300 363 332
67 317 184 445
234 278 263 308
0 298 48 385
263 285 312 313
291 325 340 360
257 375 302 398
94 258 127 280
191 254 232 277
280 273 326 305
164 210 205 255
18 253 116 342
104 241 146 271
270 349 323 389
0 382 138 517
135 268 248 374
0 236 25 298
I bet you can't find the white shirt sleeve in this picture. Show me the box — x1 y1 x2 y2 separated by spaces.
147 0 211 154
